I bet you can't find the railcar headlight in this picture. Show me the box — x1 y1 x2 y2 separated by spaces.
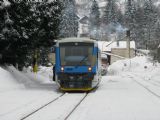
88 67 92 72
61 67 64 72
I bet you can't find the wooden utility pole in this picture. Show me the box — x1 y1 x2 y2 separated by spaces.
126 30 131 68
126 30 130 58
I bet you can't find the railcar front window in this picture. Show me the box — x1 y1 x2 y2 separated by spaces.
60 43 95 66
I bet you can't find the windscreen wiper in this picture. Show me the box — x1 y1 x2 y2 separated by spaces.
75 55 89 68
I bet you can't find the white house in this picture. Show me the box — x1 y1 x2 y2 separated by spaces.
77 0 107 38
78 16 90 37
98 40 136 64
98 1 107 17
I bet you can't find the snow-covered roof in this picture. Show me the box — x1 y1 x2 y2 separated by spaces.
1 0 11 8
154 1 160 6
57 37 96 43
101 53 108 59
98 1 107 8
79 16 89 24
98 41 136 51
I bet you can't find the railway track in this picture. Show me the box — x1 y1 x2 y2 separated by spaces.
21 93 65 120
130 73 160 87
128 74 160 99
64 93 88 120
21 92 88 120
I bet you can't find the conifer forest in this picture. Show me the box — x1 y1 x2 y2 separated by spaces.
0 0 160 68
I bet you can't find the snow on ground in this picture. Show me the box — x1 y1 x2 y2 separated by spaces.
108 56 160 90
69 75 160 120
25 93 86 120
0 65 61 120
68 56 160 120
107 56 160 97
0 66 24 92
1 56 160 120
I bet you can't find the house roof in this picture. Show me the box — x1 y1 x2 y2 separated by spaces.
98 1 107 8
79 16 89 24
98 41 136 52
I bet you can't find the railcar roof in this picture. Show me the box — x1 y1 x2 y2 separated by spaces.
57 37 97 43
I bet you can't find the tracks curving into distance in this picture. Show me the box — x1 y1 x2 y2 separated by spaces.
128 74 160 99
21 92 89 120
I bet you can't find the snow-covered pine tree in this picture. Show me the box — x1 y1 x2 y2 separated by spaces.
31 0 62 48
0 1 5 63
49 0 62 40
125 0 137 42
59 0 79 38
37 0 62 65
101 0 118 41
28 0 62 66
149 19 160 61
0 1 6 48
0 0 21 66
103 0 118 25
116 9 124 26
0 0 62 67
125 0 132 25
143 0 158 49
155 20 160 46
89 0 100 40
135 4 145 48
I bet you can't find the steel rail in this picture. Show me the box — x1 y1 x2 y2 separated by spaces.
21 93 65 120
128 74 160 99
64 93 88 120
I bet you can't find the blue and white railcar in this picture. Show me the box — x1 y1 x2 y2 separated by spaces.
55 38 101 91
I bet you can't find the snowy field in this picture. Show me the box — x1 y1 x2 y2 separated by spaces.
1 56 160 120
